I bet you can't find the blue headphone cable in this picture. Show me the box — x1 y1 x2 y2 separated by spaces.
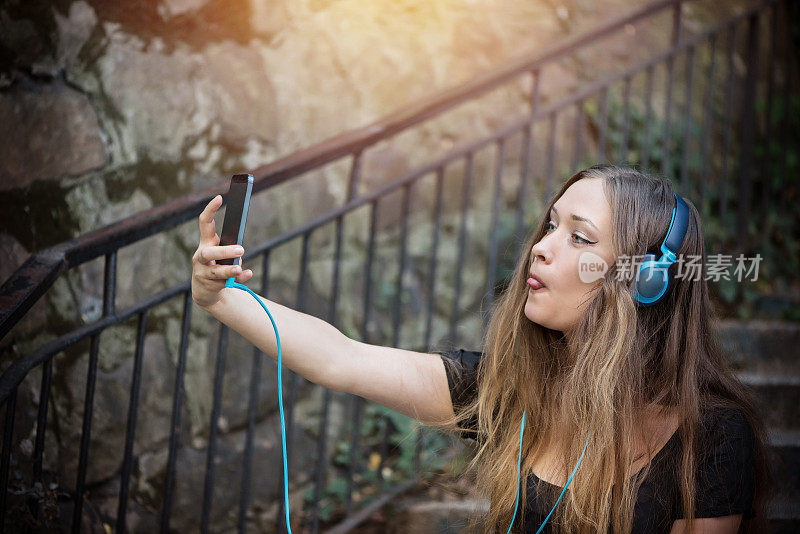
225 277 293 533
507 398 597 534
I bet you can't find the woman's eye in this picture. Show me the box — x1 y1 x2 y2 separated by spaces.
572 234 591 245
547 221 592 245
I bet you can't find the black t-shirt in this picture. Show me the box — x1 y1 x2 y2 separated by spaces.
436 349 756 533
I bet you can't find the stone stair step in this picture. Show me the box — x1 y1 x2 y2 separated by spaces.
387 498 488 534
768 428 800 505
767 496 800 533
387 496 800 532
768 495 800 518
767 519 800 534
717 320 800 373
737 372 800 428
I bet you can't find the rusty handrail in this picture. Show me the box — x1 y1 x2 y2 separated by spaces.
0 0 685 342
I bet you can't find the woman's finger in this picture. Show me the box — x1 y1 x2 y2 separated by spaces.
197 244 244 264
199 195 223 245
235 269 254 284
211 264 242 279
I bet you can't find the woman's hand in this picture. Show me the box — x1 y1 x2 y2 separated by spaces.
191 194 254 309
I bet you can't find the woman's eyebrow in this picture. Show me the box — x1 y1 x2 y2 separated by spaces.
551 206 599 231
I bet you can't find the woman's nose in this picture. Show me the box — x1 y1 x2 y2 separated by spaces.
530 238 552 264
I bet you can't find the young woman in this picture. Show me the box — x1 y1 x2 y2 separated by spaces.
191 164 771 533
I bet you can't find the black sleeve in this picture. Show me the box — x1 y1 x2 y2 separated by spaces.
679 408 756 519
435 349 482 440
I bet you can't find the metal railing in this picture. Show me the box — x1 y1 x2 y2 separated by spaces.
0 0 794 531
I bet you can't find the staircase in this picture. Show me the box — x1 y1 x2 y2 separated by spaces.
723 320 800 532
382 319 800 533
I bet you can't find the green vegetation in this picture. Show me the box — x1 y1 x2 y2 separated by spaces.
303 403 450 524
491 82 800 321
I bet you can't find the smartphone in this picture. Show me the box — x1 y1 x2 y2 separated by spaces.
217 173 254 265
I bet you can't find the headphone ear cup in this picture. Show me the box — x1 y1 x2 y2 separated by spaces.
634 253 670 306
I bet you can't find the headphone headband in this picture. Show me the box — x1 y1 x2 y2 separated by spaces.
662 193 690 258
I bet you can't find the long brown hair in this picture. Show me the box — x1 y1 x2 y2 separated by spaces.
440 164 772 533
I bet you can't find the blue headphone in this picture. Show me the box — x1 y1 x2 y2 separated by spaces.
633 193 691 307
507 193 690 532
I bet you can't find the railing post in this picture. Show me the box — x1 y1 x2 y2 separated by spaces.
721 25 737 231
661 0 683 178
103 252 117 316
485 140 507 324
641 65 654 170
680 44 696 194
573 99 586 171
160 289 192 534
71 334 101 534
117 310 148 532
514 68 542 261
620 76 632 164
738 13 760 249
0 389 16 528
699 34 718 211
760 2 778 251
450 153 475 345
201 323 229 534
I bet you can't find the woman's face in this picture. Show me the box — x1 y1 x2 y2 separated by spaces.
525 177 616 336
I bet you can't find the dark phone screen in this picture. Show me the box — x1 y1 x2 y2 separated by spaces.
218 174 253 265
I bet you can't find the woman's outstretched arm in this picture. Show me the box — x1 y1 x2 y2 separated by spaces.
191 195 455 427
